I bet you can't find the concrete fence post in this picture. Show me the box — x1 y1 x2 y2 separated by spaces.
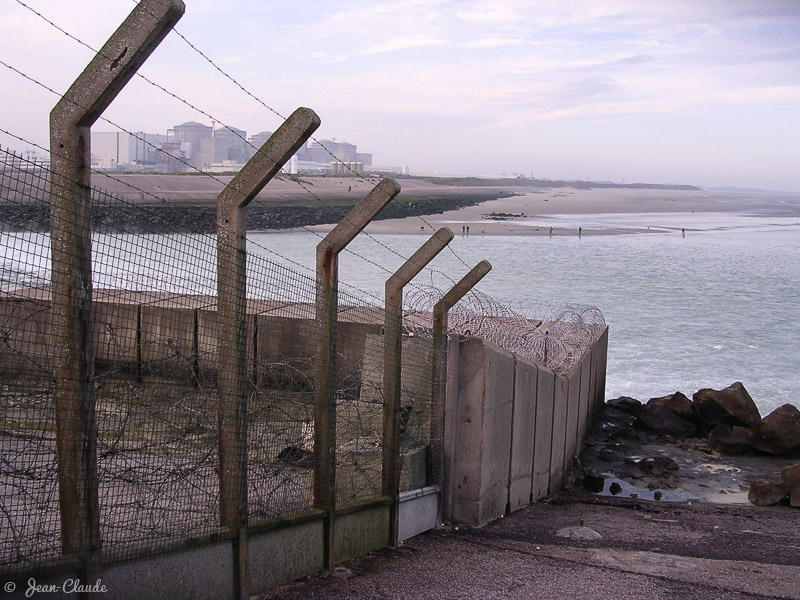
217 108 319 598
432 260 491 523
314 178 400 570
383 227 453 546
47 0 184 576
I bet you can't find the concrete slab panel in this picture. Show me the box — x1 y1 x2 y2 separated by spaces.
449 337 487 525
442 335 461 523
0 298 53 373
139 305 195 378
549 374 569 494
509 358 537 512
94 301 138 367
337 322 383 379
595 327 609 413
103 540 234 600
334 504 390 563
479 344 515 524
577 348 593 452
249 519 324 592
357 334 434 445
564 367 582 477
532 365 555 501
195 308 218 376
590 331 607 422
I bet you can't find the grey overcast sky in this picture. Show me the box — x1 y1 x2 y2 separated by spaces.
2 0 799 191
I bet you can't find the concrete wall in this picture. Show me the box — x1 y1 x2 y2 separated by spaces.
0 295 379 386
444 328 608 526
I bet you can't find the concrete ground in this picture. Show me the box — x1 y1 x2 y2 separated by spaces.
256 497 800 600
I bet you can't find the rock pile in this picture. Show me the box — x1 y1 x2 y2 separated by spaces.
606 381 800 508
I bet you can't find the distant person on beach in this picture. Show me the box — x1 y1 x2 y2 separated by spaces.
462 225 466 234
682 227 686 238
579 226 582 237
549 226 553 236
466 226 470 235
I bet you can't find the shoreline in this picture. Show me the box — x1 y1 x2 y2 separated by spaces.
300 187 800 237
3 176 798 236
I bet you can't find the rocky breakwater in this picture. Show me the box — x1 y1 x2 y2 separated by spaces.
576 382 800 508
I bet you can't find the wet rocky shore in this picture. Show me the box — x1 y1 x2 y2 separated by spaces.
571 382 800 508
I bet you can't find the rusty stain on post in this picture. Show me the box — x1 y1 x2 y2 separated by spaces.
48 0 184 561
216 107 319 598
383 227 453 546
430 260 491 522
314 178 400 569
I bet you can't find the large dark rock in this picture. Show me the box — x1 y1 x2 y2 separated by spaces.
647 392 695 423
782 464 800 488
636 404 696 439
596 407 639 441
749 404 800 455
790 487 800 509
783 464 800 508
708 424 753 455
747 479 788 506
692 382 761 429
607 396 643 415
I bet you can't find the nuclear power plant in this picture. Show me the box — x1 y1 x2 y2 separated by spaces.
90 121 373 174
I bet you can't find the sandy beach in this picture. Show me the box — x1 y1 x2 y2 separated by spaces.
303 185 800 236
81 173 800 236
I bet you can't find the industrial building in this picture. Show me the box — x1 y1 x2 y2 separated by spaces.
90 123 373 175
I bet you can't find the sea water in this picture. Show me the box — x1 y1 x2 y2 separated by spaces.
247 215 800 416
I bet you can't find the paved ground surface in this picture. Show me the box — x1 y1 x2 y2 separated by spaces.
256 404 800 600
256 497 800 600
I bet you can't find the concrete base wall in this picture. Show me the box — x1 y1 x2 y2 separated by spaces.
103 541 234 600
334 504 390 564
249 520 324 592
4 504 390 600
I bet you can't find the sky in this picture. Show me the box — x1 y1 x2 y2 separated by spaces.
1 0 799 191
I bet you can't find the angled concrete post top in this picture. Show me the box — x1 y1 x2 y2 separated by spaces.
218 107 320 239
216 108 319 534
386 227 455 300
51 0 185 131
433 260 492 333
317 178 401 260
